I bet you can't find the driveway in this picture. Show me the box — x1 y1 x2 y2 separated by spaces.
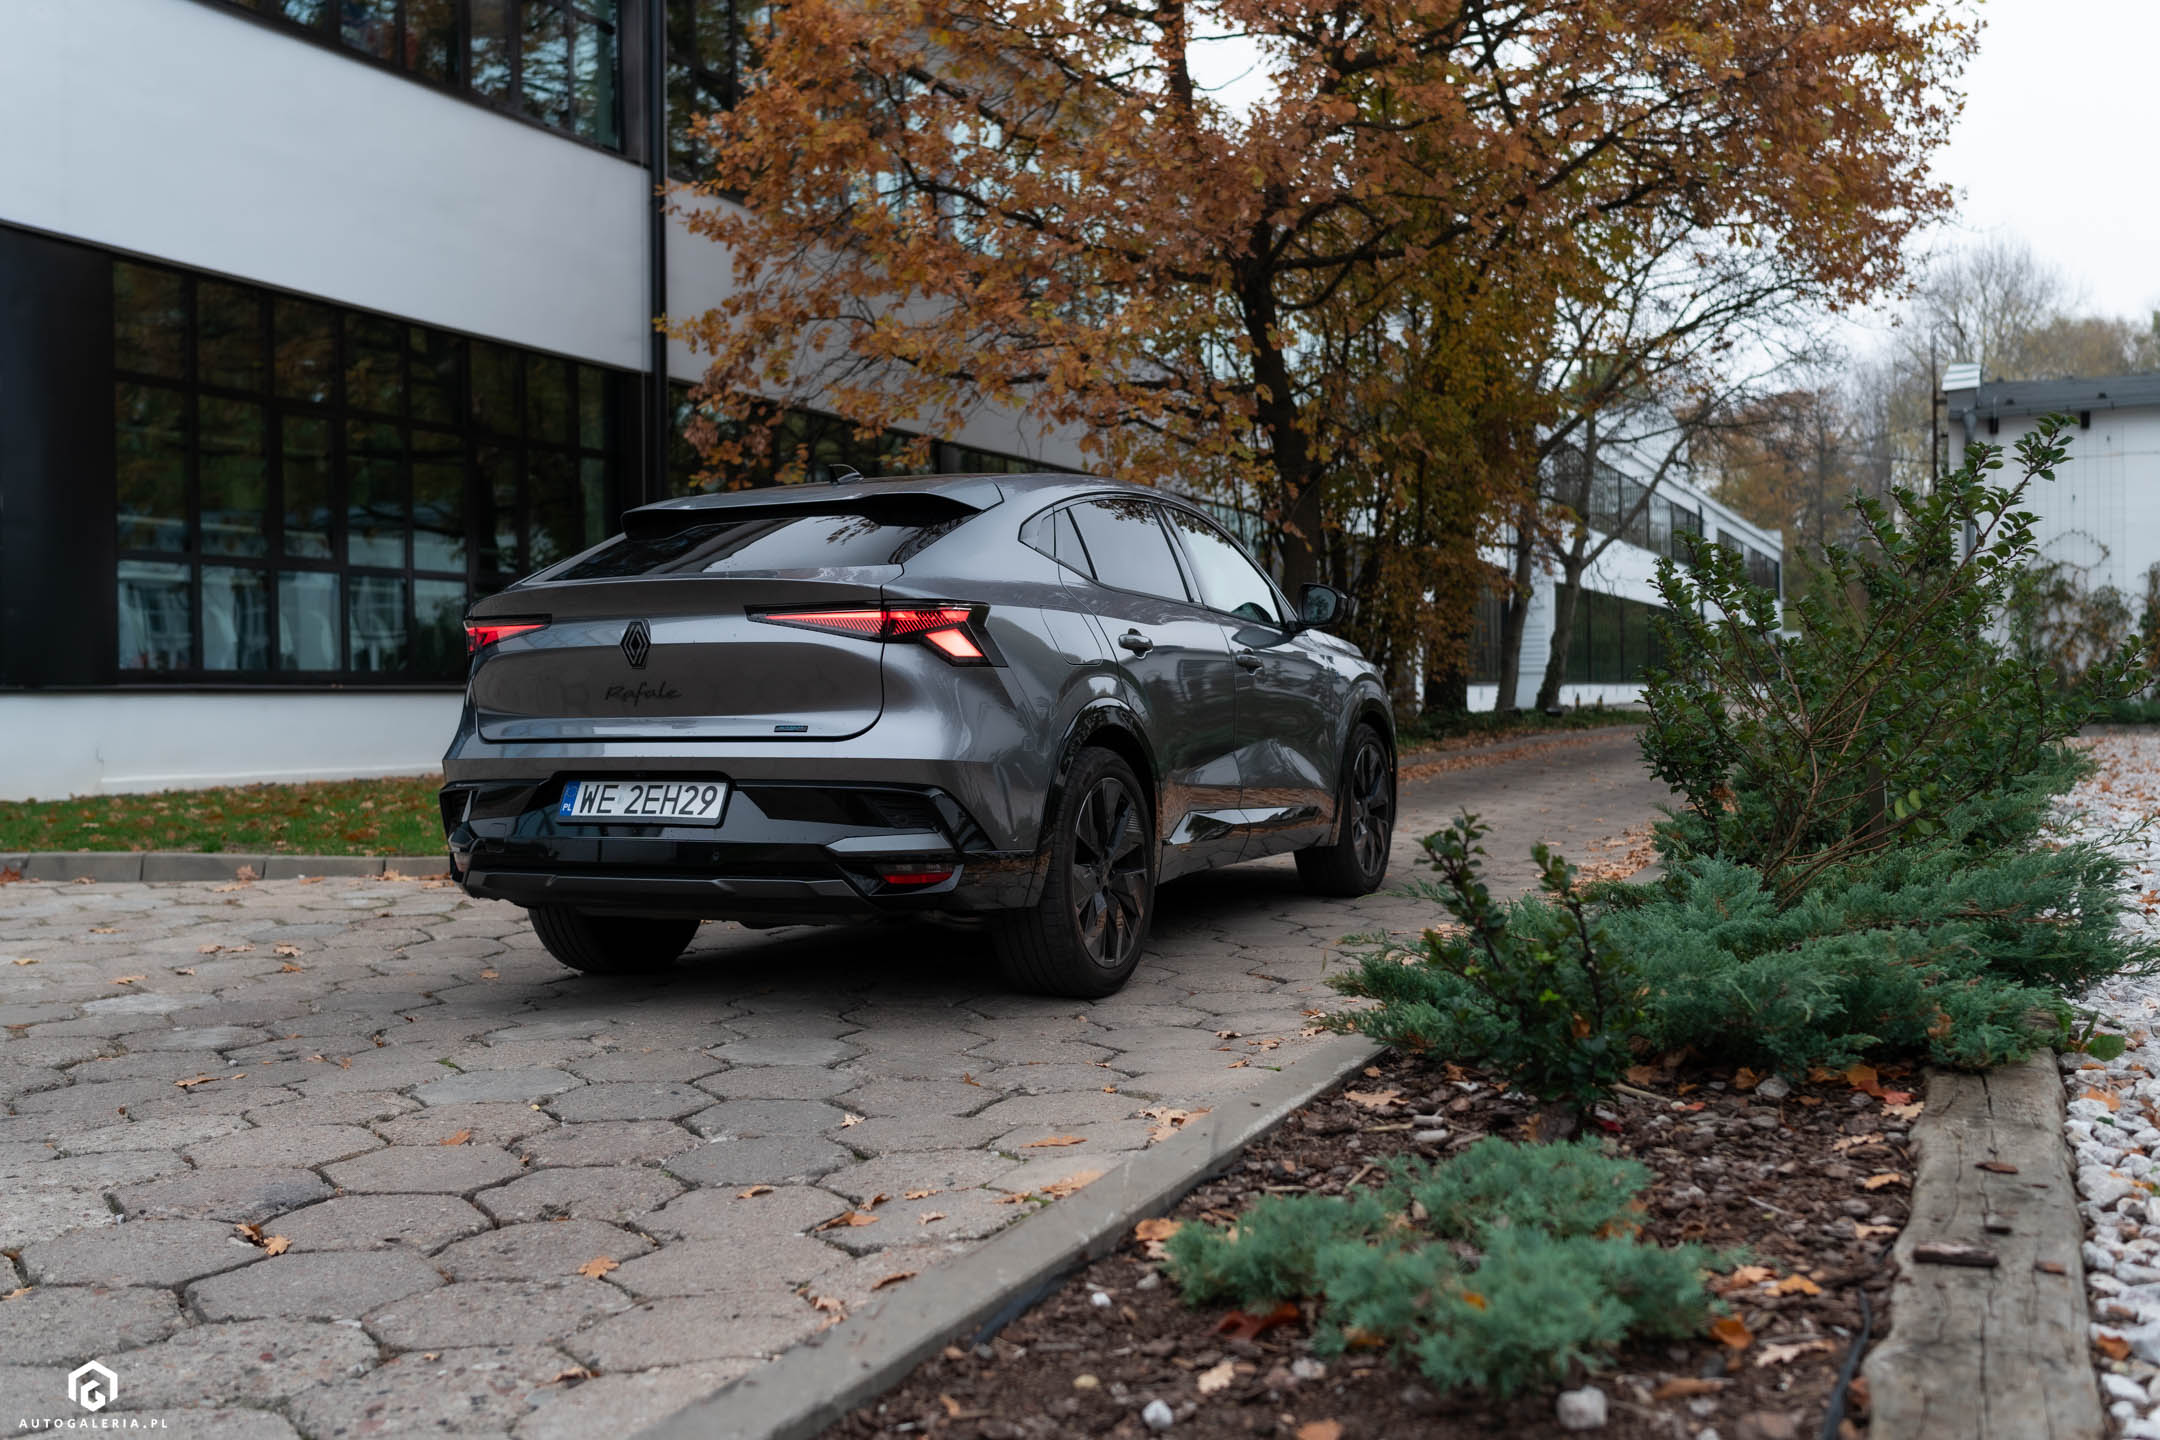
0 727 1665 1437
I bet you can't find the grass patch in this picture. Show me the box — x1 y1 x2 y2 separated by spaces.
0 774 443 856
1397 702 1643 753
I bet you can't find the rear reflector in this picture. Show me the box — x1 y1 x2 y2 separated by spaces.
465 619 547 652
875 862 956 886
752 605 995 665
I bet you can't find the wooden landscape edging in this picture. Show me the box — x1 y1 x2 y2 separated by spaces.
1863 1053 2103 1440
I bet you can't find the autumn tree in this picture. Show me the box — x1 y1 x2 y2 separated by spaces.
671 0 1976 667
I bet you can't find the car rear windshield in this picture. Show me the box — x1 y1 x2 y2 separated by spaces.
548 508 969 580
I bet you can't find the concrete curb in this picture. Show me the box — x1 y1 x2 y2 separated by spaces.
1 851 449 881
1863 1054 2102 1440
634 1032 1384 1440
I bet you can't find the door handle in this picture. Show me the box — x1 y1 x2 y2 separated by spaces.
1117 630 1154 655
1235 650 1265 671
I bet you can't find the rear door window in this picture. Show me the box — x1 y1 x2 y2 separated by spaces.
548 509 967 580
1020 504 1097 577
1162 508 1286 624
1068 498 1190 602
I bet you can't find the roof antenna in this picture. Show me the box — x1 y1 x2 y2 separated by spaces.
827 465 862 484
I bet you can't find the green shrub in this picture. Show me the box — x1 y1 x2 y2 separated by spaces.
1640 416 2145 900
1164 1139 1715 1397
1332 815 1644 1111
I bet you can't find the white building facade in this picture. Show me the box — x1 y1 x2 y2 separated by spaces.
0 0 1084 801
1943 364 2160 609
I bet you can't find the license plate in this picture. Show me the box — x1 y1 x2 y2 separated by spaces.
558 779 729 826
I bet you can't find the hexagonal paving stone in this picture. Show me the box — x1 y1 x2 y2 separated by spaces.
183 1123 384 1170
516 1121 698 1168
707 1036 856 1068
23 1218 264 1288
87 1318 382 1408
110 1166 333 1225
606 1233 844 1300
375 1102 559 1147
188 1249 445 1321
0 1285 183 1365
366 1277 634 1348
274 1194 493 1254
818 1149 1024 1206
546 1082 710 1123
564 1050 723 1085
134 1024 271 1051
411 1067 583 1106
285 1344 571 1437
57 1114 250 1154
634 1185 849 1241
0 1186 116 1250
322 1143 525 1194
684 1098 846 1141
821 1113 1006 1157
837 1077 1001 1118
566 1296 823 1371
476 1166 684 1224
693 1066 857 1101
664 1135 855 1187
435 1220 654 1281
513 1358 756 1440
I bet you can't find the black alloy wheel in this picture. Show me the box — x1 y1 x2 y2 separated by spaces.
993 746 1157 996
1070 772 1149 970
1295 723 1396 897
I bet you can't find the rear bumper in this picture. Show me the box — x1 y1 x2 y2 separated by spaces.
440 777 1042 921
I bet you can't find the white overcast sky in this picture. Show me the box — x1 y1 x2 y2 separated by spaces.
1927 0 2160 319
1189 0 2160 337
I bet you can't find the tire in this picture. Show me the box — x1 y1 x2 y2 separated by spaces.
993 747 1156 997
528 905 700 977
1295 722 1395 897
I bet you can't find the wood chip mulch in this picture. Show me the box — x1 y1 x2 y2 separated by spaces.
821 1050 1920 1440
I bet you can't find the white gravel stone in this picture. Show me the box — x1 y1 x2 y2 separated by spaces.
1141 1398 1175 1431
2105 1373 2149 1404
1556 1386 1609 1430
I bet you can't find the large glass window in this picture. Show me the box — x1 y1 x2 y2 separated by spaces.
230 0 621 149
111 257 626 682
1161 507 1284 624
666 0 769 174
1068 500 1189 603
1563 591 1670 685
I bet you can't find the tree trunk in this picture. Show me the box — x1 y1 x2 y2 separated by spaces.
1493 501 1538 711
1535 554 1588 712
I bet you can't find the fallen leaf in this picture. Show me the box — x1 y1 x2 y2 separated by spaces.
871 1270 917 1290
1756 1339 1838 1367
1976 1160 2020 1174
1844 1063 1884 1097
1831 1133 1885 1152
1139 1106 1209 1143
112 975 147 985
273 944 303 958
1623 1064 1660 1087
198 943 222 954
1343 1088 1401 1110
1884 1100 1925 1121
2036 1260 2068 1275
1652 1378 1726 1400
575 1257 619 1278
815 1210 879 1230
1861 1172 1907 1190
1196 1359 1237 1395
234 1222 265 1243
10 958 35 966
1226 1057 1250 1068
938 1394 964 1418
1026 1135 1087 1148
2082 1087 2123 1112
548 1365 593 1384
262 1236 291 1256
1710 1315 1753 1350
1459 1290 1488 1310
867 1193 891 1207
1215 1300 1301 1342
478 969 499 980
234 865 260 882
904 1188 939 1200
88 926 117 934
1773 1274 1824 1297
174 1074 220 1089
1135 1217 1181 1241
439 1129 473 1146
1733 1067 1761 1091
1717 1265 1776 1292
810 1294 845 1317
2099 1332 2133 1361
737 1185 774 1199
1853 1223 1898 1240
1295 1422 1343 1440
172 967 195 976
279 963 304 974
960 1072 982 1086
1038 1170 1103 1198
1878 1088 1915 1107
917 1211 946 1225
841 1113 864 1128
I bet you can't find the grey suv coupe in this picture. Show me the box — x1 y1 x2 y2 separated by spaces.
439 472 1396 997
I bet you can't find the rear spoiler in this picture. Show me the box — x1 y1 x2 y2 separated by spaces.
623 478 1006 541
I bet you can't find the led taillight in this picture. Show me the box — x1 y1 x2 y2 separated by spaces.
465 620 547 653
753 605 994 665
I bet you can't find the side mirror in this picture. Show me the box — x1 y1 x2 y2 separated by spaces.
1297 583 1344 629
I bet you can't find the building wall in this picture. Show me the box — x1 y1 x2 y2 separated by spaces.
1950 407 2160 602
1 0 652 371
0 693 465 801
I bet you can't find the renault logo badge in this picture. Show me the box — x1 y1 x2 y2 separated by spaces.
620 619 651 669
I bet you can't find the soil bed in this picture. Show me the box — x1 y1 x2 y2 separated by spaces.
823 1049 1919 1440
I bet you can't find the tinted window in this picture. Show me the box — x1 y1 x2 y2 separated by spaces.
1020 504 1096 576
1163 509 1282 623
1068 499 1188 602
553 510 966 580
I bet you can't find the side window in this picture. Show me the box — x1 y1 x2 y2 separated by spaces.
1163 508 1284 624
1068 498 1190 602
1020 504 1097 577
